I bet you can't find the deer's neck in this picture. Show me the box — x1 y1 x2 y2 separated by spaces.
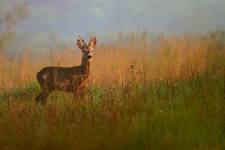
79 60 90 76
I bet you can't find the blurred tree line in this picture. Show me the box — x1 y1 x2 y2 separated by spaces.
0 1 28 54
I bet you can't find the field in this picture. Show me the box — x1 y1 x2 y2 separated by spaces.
0 33 224 150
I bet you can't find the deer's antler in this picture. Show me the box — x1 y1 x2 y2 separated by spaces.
78 35 86 46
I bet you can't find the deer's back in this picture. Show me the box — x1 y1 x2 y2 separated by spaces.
36 66 86 92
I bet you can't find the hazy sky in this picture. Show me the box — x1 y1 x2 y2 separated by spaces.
1 0 225 37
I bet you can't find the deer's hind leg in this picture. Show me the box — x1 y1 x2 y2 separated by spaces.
35 85 52 104
35 73 53 104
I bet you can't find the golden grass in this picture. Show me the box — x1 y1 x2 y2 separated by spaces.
0 33 223 90
0 32 224 149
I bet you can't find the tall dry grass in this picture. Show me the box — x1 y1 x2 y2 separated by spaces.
0 32 224 149
0 33 222 90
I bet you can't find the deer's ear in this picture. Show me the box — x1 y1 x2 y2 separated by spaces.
88 37 97 48
77 38 86 49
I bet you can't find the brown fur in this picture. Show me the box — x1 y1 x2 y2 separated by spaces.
35 36 97 104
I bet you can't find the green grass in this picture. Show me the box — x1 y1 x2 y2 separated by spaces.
0 67 224 150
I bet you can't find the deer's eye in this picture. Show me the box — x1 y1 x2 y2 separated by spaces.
82 49 88 53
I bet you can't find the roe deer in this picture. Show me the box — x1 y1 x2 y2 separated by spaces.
35 36 97 104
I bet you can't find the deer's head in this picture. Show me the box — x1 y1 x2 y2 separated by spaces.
77 36 97 63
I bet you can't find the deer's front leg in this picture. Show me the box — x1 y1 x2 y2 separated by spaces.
73 88 80 97
73 85 86 98
72 75 83 96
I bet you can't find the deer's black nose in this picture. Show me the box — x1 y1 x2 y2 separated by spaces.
87 55 92 59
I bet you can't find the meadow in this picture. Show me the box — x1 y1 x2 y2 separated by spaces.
0 32 224 150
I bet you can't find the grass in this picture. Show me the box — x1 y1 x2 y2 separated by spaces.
0 33 224 150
